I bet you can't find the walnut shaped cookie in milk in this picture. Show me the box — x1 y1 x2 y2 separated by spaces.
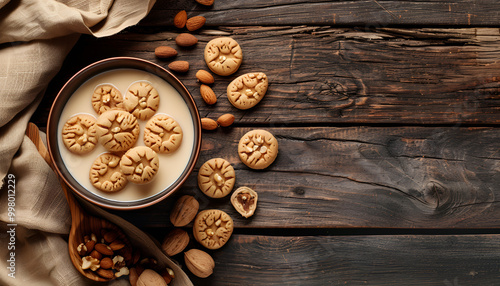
96 110 140 152
120 146 159 184
238 129 278 170
91 84 124 115
204 37 243 76
227 72 268 110
89 153 128 192
123 81 160 121
62 114 98 155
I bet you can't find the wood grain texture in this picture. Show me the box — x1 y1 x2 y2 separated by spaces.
113 126 500 229
34 27 500 126
144 0 500 27
185 234 500 285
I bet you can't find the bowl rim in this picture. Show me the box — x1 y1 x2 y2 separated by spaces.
47 57 201 210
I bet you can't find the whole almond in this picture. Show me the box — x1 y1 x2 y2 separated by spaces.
186 16 206 32
200 84 217 105
155 46 177 59
100 257 113 269
161 228 190 256
85 239 96 253
96 268 115 279
95 243 114 256
175 33 198 47
168 61 189 73
195 0 214 6
103 230 118 243
129 267 139 286
196 70 214 84
90 250 103 260
174 10 187 29
217 113 235 127
201 118 218 131
170 195 200 227
109 239 125 251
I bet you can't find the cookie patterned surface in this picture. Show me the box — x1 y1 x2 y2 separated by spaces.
120 146 159 184
238 129 278 169
204 37 243 76
143 114 183 153
197 158 235 198
193 209 233 250
227 72 268 110
91 84 124 115
123 81 160 120
89 153 128 192
96 110 140 152
62 114 98 154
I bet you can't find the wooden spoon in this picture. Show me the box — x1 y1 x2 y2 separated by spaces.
26 123 132 282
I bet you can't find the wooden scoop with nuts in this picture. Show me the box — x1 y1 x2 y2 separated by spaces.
26 123 134 282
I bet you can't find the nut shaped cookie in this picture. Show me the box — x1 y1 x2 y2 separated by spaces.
238 130 278 169
227 72 268 110
120 146 159 184
91 84 123 115
123 82 160 120
62 114 98 154
193 209 233 250
144 114 183 153
96 110 140 152
204 37 242 76
89 153 128 192
198 158 235 198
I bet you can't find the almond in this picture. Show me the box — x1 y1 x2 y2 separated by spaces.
96 268 115 279
201 118 218 131
174 10 187 29
100 257 113 269
90 250 103 260
103 230 118 243
175 33 198 47
200 84 217 105
217 113 235 127
186 16 206 32
155 46 177 59
195 0 214 6
85 239 96 253
196 70 214 84
109 239 125 251
161 228 190 256
168 61 189 73
129 267 139 286
95 243 114 256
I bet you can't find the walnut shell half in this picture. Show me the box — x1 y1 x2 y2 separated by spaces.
231 186 258 218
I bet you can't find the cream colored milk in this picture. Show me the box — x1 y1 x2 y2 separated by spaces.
58 69 195 202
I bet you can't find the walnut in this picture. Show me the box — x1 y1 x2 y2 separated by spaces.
231 186 258 218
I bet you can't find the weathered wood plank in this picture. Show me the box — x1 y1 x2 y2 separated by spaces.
113 126 500 229
34 27 500 126
185 234 500 285
144 0 500 27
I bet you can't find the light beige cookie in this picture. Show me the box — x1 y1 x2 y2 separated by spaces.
193 209 233 250
123 81 160 120
198 158 235 198
227 72 268 110
96 110 140 152
238 129 278 169
91 84 123 115
62 114 98 154
89 153 128 192
120 146 159 184
204 37 243 76
144 114 183 153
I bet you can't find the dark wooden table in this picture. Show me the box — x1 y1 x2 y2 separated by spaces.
32 0 500 285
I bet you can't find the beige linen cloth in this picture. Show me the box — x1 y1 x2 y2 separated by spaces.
0 0 193 285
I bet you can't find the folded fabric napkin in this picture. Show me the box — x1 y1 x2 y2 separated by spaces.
0 0 193 285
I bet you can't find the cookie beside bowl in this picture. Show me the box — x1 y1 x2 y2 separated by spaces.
47 57 201 210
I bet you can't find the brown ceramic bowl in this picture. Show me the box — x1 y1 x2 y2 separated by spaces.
47 57 201 210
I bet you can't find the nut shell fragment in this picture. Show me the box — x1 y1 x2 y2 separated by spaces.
231 186 258 218
193 209 233 249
